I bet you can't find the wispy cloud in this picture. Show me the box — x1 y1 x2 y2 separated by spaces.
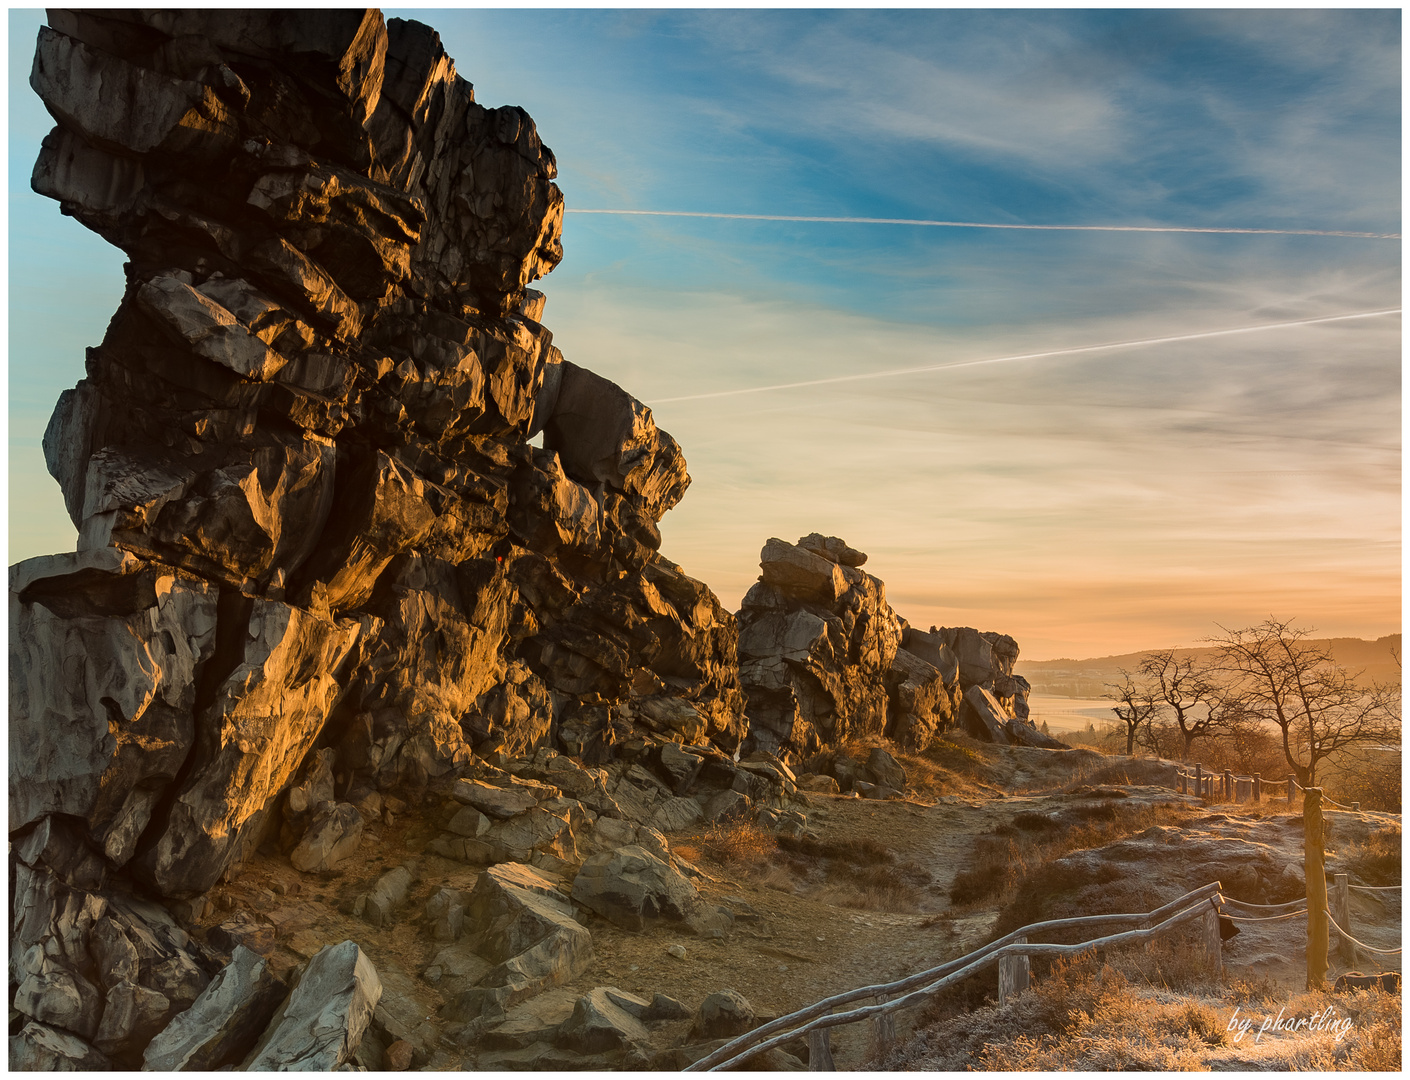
544 275 1399 658
568 209 1399 240
643 307 1401 403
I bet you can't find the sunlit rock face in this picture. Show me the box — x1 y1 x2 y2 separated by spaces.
735 534 961 756
14 8 743 900
733 533 1048 755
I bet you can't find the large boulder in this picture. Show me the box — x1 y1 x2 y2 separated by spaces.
452 862 593 1008
244 941 382 1070
555 987 652 1053
570 845 730 935
141 945 286 1071
961 685 1012 743
16 5 748 938
693 989 758 1038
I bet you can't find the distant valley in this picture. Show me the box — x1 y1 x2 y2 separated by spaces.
1015 634 1401 699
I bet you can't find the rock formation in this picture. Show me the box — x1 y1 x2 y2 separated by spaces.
735 534 1048 755
15 7 743 901
10 9 1060 1071
10 9 758 1069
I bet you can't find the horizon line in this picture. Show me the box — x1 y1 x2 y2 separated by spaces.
566 208 1401 241
650 308 1402 404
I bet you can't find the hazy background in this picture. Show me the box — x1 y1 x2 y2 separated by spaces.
8 8 1401 659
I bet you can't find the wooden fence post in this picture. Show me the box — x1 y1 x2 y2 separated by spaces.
1253 774 1261 803
807 1027 835 1071
1201 901 1223 977
1305 788 1328 989
1223 770 1232 802
1287 777 1296 803
1195 764 1203 799
1178 770 1186 795
870 1007 896 1061
998 938 1030 1005
1331 872 1356 965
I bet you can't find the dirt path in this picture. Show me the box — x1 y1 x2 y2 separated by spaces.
200 750 1399 1070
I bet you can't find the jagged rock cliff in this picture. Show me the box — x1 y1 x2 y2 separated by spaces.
14 8 744 906
10 10 1054 1071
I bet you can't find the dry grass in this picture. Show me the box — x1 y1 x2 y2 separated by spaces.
677 820 938 913
948 799 1199 912
686 821 776 869
1342 823 1402 886
883 944 1402 1072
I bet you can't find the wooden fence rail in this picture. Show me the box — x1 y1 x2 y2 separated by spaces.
1172 766 1358 810
685 883 1224 1072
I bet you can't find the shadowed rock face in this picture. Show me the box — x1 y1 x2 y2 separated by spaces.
14 8 742 901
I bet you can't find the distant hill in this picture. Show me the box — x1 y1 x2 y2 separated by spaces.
1016 635 1401 698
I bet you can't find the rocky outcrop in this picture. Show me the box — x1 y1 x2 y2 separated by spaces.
9 858 219 1071
928 625 1032 721
736 536 904 755
736 536 956 755
735 535 1050 755
15 6 743 913
11 8 1060 1071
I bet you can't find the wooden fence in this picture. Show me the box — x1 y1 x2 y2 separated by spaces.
685 882 1224 1072
690 870 1401 1072
1172 765 1360 811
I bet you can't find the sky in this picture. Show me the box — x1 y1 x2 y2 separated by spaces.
7 7 1402 660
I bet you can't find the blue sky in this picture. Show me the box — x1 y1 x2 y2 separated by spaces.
8 8 1401 658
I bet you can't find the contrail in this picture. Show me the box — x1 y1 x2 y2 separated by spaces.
651 308 1401 404
567 208 1401 241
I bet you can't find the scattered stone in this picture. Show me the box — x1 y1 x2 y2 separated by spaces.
1334 971 1401 994
693 989 757 1038
289 802 364 873
556 987 651 1053
353 865 415 928
796 774 840 795
384 1039 415 1070
865 747 907 790
667 944 687 960
646 992 692 1020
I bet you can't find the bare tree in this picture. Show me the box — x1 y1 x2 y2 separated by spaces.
1139 650 1225 758
1208 619 1401 787
1106 670 1157 756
